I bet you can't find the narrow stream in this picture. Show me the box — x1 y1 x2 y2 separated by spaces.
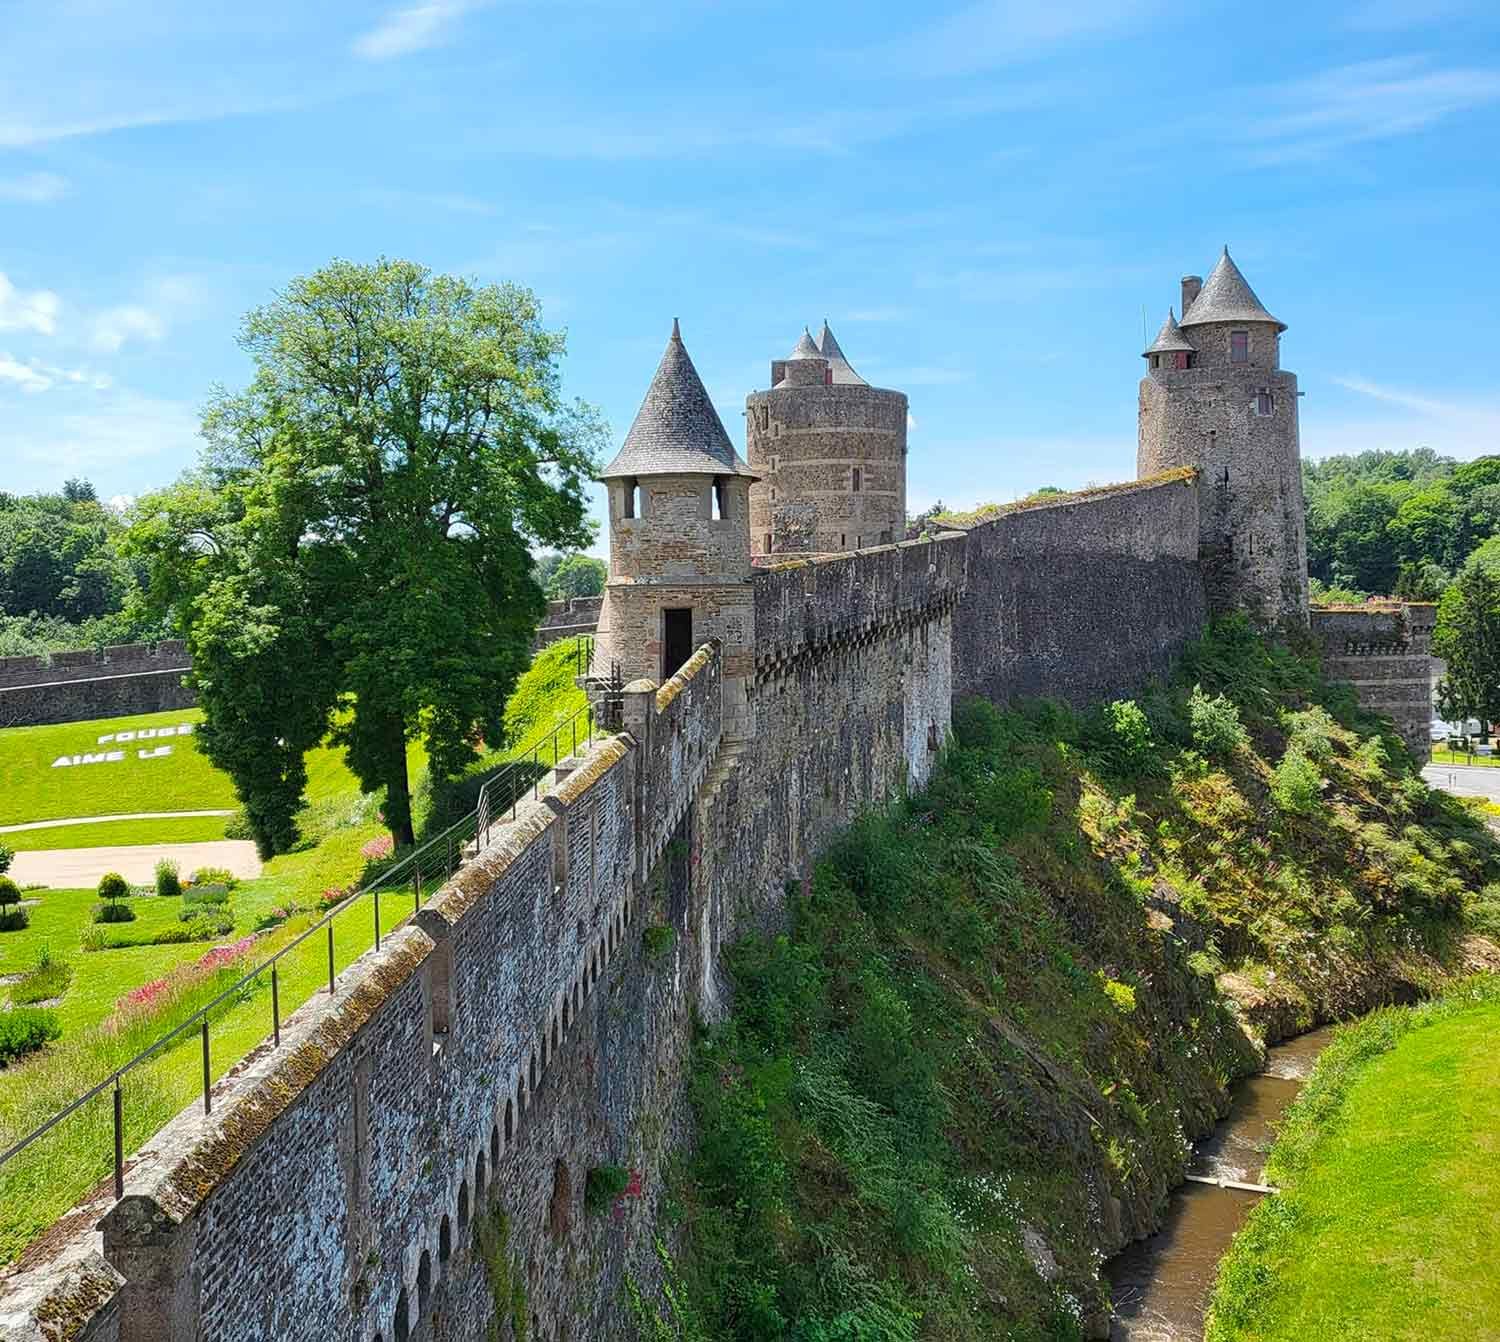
1106 1026 1336 1340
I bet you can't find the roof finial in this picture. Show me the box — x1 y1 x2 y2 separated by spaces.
671 317 681 341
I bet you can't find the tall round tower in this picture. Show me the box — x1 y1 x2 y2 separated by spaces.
592 320 758 736
746 321 907 557
1138 248 1309 622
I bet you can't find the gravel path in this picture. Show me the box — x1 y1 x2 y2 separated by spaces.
0 809 235 834
9 840 262 888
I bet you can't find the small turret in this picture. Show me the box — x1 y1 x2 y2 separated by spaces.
593 321 758 736
1143 308 1194 370
771 328 830 389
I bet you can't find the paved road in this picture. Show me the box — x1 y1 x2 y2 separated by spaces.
9 840 262 889
1423 763 1500 802
0 809 235 834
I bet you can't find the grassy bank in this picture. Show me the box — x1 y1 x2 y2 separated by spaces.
2 815 230 851
648 618 1499 1340
1207 976 1500 1341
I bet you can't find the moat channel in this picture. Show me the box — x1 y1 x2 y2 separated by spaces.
1106 1025 1336 1340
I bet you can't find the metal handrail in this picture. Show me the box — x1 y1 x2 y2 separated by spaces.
0 669 603 1197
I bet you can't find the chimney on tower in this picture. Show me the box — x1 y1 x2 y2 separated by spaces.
1181 275 1203 317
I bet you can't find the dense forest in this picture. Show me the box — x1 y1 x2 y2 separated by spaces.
1304 449 1500 603
0 481 163 656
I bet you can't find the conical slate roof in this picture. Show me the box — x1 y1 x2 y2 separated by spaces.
816 320 868 386
1143 307 1195 357
788 327 824 361
601 321 757 480
1180 247 1286 332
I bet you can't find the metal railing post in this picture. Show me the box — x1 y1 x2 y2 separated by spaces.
415 866 422 910
272 964 280 1048
200 1022 211 1116
327 923 336 996
374 887 381 952
113 1082 124 1200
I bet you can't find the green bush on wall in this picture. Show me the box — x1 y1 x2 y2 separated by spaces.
0 1007 61 1066
154 858 182 899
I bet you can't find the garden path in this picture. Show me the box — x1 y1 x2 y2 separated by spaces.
9 841 261 888
0 810 236 834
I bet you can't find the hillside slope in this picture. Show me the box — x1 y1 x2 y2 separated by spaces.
652 618 1499 1341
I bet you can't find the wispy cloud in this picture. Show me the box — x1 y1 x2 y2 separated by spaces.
0 352 110 394
0 171 67 203
0 273 59 336
1246 57 1500 163
1313 375 1500 459
353 2 478 61
861 0 1150 79
87 275 206 353
4 388 200 481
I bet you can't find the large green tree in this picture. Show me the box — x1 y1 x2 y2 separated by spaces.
1434 565 1500 732
128 259 601 853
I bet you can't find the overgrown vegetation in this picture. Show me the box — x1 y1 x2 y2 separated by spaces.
8 945 73 1006
664 617 1498 1339
0 1008 61 1067
1207 977 1500 1340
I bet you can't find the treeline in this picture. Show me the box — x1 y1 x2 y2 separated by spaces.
1305 449 1500 602
0 480 166 656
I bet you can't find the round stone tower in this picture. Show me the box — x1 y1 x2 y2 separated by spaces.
592 320 758 737
746 321 907 557
1138 248 1309 623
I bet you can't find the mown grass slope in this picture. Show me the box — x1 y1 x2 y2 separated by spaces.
648 619 1499 1342
1207 978 1500 1341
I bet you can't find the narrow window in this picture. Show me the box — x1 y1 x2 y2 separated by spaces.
1255 389 1275 416
458 1182 470 1228
1174 351 1189 370
761 406 769 430
764 532 772 552
1230 331 1249 363
769 488 776 502
711 478 726 520
851 467 862 493
394 1290 410 1342
439 1215 452 1263
490 1124 500 1167
621 479 636 519
839 533 846 549
475 1149 487 1204
662 607 693 680
418 1251 432 1312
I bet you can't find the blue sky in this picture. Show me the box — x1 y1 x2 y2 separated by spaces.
3 0 1499 550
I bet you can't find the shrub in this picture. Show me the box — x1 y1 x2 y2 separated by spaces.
1271 749 1323 815
1188 683 1248 757
1091 699 1158 774
584 1164 631 1215
0 842 12 875
152 926 193 945
0 1006 62 1066
643 925 676 961
9 945 73 1005
1282 706 1336 762
185 910 235 940
188 866 238 890
93 900 137 924
79 926 107 952
154 858 182 899
222 810 254 842
96 871 129 902
182 885 232 907
0 875 25 931
1099 974 1137 1014
360 834 394 861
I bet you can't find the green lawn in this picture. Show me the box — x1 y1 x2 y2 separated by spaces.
1431 747 1500 769
1207 978 1500 1341
2 815 229 851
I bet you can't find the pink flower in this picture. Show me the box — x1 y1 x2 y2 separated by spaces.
361 834 394 860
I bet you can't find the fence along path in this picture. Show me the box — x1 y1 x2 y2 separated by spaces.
0 678 603 1262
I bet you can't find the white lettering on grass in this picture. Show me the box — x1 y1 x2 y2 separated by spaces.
50 747 167 768
96 722 194 746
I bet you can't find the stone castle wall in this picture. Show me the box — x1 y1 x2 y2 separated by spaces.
533 597 602 649
951 472 1208 708
5 538 964 1342
1310 604 1436 764
0 642 195 727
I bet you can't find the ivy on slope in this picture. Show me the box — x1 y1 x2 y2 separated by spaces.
659 617 1500 1341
